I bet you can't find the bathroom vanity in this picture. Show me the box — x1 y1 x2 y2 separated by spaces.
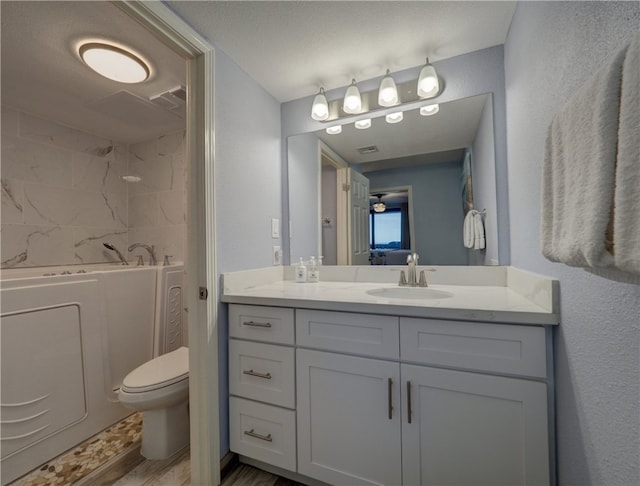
222 266 559 486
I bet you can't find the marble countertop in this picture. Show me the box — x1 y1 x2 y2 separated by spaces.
221 267 560 325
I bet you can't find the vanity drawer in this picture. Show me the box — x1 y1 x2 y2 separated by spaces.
229 340 295 408
400 318 547 378
229 396 296 473
296 310 399 359
229 304 294 345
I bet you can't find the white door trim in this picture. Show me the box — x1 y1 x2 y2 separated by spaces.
114 2 219 484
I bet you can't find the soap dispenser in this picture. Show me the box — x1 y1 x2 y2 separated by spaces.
308 256 319 283
295 257 307 283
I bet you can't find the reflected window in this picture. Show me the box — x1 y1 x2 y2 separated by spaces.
370 210 402 249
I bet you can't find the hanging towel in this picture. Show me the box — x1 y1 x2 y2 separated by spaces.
463 209 485 250
540 45 627 269
612 33 640 275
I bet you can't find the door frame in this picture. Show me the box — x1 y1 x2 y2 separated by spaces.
319 142 349 264
115 2 219 484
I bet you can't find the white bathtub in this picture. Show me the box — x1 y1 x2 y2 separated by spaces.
0 263 185 485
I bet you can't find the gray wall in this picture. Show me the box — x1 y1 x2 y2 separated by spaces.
214 48 282 456
367 160 466 265
504 2 639 484
470 95 498 265
282 45 510 265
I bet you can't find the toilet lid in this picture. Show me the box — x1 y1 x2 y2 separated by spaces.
122 346 189 393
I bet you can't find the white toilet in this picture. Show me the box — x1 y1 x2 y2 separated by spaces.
119 346 190 459
118 265 190 460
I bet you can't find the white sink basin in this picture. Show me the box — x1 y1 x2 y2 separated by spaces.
366 287 453 300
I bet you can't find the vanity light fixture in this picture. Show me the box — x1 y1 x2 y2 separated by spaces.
385 111 403 124
378 69 399 107
417 58 440 98
420 103 440 116
311 87 330 121
79 42 150 83
372 195 386 213
343 79 362 114
354 118 372 129
326 125 342 135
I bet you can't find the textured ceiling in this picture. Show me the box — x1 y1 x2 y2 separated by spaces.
167 1 516 102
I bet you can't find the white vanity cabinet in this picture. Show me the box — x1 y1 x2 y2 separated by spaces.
228 304 553 486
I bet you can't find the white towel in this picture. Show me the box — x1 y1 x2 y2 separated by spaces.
613 33 640 275
463 210 485 250
540 45 627 269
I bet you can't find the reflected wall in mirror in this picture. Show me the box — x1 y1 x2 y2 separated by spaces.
287 93 499 266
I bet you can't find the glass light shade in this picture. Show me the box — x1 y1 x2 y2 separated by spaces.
80 43 149 83
378 70 398 107
417 59 439 98
420 104 440 116
311 88 329 121
354 118 371 129
372 201 386 213
385 111 403 124
343 79 362 114
326 125 342 135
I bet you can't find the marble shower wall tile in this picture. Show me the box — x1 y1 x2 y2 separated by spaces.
1 107 187 268
1 108 128 268
127 131 186 262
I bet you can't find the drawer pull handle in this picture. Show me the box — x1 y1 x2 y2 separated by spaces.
244 429 273 442
407 380 412 424
388 378 393 420
243 369 272 380
243 320 272 328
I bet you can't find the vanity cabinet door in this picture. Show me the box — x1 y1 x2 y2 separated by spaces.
297 349 402 486
401 363 550 486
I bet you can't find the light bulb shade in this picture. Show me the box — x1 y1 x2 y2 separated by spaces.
372 196 386 213
80 43 149 83
386 111 403 124
420 104 440 116
378 70 398 107
343 79 362 114
417 59 440 98
326 125 342 135
354 118 371 129
311 88 329 121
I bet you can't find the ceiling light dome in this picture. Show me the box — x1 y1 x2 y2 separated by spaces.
354 118 371 129
80 42 150 83
417 58 440 98
372 195 386 213
343 79 362 114
311 87 329 121
420 104 440 116
326 125 342 135
385 111 403 124
378 69 399 107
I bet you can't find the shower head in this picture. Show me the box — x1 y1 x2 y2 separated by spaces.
103 243 116 251
103 243 129 265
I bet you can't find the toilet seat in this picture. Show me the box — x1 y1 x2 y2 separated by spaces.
121 346 189 394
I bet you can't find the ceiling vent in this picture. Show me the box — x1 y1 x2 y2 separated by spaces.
357 145 379 155
149 86 186 111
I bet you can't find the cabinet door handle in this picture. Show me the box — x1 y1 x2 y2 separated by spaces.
243 428 273 442
388 378 393 420
242 369 272 379
407 381 412 424
242 320 272 328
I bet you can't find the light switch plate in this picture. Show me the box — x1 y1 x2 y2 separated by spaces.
271 218 280 238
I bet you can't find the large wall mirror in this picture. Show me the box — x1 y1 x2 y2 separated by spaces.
287 93 499 266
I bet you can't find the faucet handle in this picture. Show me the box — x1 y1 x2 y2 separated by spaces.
136 255 144 266
163 255 172 266
419 270 428 287
399 270 407 286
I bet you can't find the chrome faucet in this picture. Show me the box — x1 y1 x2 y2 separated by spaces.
399 252 428 287
103 243 129 265
128 243 157 266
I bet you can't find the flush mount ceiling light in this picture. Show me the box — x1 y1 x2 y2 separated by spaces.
354 118 372 129
326 125 342 135
372 195 386 213
420 104 440 116
386 111 403 124
79 42 150 83
343 79 362 114
417 58 440 98
311 87 329 121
